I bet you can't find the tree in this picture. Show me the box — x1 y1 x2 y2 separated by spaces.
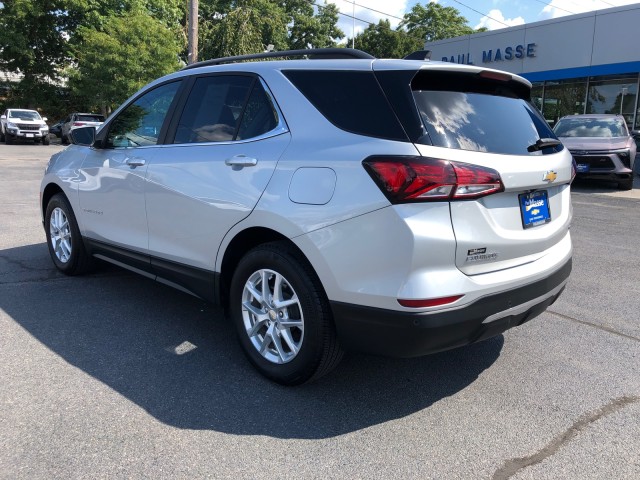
68 13 181 114
287 0 344 49
399 2 486 44
352 19 419 59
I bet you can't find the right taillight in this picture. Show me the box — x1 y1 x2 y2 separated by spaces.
362 156 504 204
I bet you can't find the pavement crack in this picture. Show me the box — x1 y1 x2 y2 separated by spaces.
547 310 640 343
492 396 640 480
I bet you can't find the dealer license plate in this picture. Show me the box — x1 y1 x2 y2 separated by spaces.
519 190 551 229
576 163 589 173
26 133 34 138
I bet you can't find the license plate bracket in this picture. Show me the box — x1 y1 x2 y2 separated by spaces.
519 190 551 229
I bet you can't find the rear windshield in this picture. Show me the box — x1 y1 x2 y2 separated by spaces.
76 115 105 122
376 69 560 155
553 117 627 138
413 90 558 155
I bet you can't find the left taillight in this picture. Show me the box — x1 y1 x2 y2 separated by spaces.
73 122 85 127
362 156 504 204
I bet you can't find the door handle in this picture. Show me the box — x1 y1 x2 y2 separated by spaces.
126 158 146 167
225 155 258 169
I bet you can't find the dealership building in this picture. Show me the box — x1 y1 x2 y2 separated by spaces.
424 3 640 129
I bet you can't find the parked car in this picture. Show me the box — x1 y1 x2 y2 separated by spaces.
553 114 636 190
0 108 49 145
40 48 573 385
61 112 105 144
48 120 64 138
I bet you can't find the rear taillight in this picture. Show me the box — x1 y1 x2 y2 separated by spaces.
363 156 504 203
73 122 85 127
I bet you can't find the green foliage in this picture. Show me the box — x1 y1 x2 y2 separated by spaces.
68 13 181 113
399 2 482 44
352 2 485 59
352 19 421 59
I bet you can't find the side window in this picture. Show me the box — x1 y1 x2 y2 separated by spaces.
106 81 181 148
174 75 253 144
237 82 278 140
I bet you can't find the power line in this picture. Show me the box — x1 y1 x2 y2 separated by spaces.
449 0 510 27
334 0 404 22
530 0 575 15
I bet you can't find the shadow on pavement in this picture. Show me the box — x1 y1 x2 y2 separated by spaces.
1 242 503 439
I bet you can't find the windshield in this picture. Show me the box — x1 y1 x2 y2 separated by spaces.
553 117 627 138
413 90 560 155
9 110 42 121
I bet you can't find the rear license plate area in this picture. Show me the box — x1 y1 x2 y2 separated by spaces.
519 190 551 229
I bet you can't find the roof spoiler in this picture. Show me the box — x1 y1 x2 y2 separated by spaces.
403 50 432 61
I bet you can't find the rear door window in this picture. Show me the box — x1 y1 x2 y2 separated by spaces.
410 71 560 155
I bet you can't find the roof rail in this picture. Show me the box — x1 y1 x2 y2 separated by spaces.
182 48 375 70
403 50 432 61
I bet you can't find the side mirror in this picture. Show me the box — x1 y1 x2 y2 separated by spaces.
42 117 48 122
70 126 96 146
0 115 5 120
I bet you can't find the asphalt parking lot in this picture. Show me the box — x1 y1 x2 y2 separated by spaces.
1 143 639 479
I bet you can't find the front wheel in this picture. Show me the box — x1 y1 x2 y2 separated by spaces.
44 193 94 275
42 135 50 145
618 177 633 190
229 242 343 385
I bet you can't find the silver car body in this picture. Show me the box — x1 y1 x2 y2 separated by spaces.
41 56 573 360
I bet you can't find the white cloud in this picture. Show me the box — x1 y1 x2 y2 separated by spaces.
475 9 525 30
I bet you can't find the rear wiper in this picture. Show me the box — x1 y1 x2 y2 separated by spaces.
527 138 562 152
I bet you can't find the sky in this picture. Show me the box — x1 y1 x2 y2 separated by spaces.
327 0 640 38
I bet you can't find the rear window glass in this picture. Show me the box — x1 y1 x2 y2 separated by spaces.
76 115 105 122
413 91 559 155
553 117 627 138
283 70 407 142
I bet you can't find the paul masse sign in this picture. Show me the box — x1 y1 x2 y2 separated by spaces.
441 43 537 65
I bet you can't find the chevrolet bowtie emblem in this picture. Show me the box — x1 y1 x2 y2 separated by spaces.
542 170 558 183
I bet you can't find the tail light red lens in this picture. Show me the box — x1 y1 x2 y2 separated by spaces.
73 122 85 127
363 156 504 203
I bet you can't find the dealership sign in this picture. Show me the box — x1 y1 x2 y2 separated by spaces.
441 43 537 65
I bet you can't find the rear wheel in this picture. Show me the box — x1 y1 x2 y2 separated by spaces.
44 193 94 275
229 242 343 385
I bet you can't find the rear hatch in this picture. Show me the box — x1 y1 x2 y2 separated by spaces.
374 64 573 276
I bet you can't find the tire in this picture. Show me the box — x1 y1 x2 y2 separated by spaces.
44 193 94 275
5 132 13 144
61 134 69 145
0 128 4 142
229 242 343 385
42 135 50 145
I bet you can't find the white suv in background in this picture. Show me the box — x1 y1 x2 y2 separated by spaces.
61 112 105 144
41 48 574 385
1 108 50 145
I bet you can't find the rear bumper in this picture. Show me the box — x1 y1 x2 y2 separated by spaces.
331 258 571 358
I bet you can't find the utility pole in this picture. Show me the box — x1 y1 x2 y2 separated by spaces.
188 0 199 64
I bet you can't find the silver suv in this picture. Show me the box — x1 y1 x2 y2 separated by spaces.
40 48 573 385
553 114 636 190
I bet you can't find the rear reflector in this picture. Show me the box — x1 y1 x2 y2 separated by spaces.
363 156 503 203
478 70 512 82
398 295 464 308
